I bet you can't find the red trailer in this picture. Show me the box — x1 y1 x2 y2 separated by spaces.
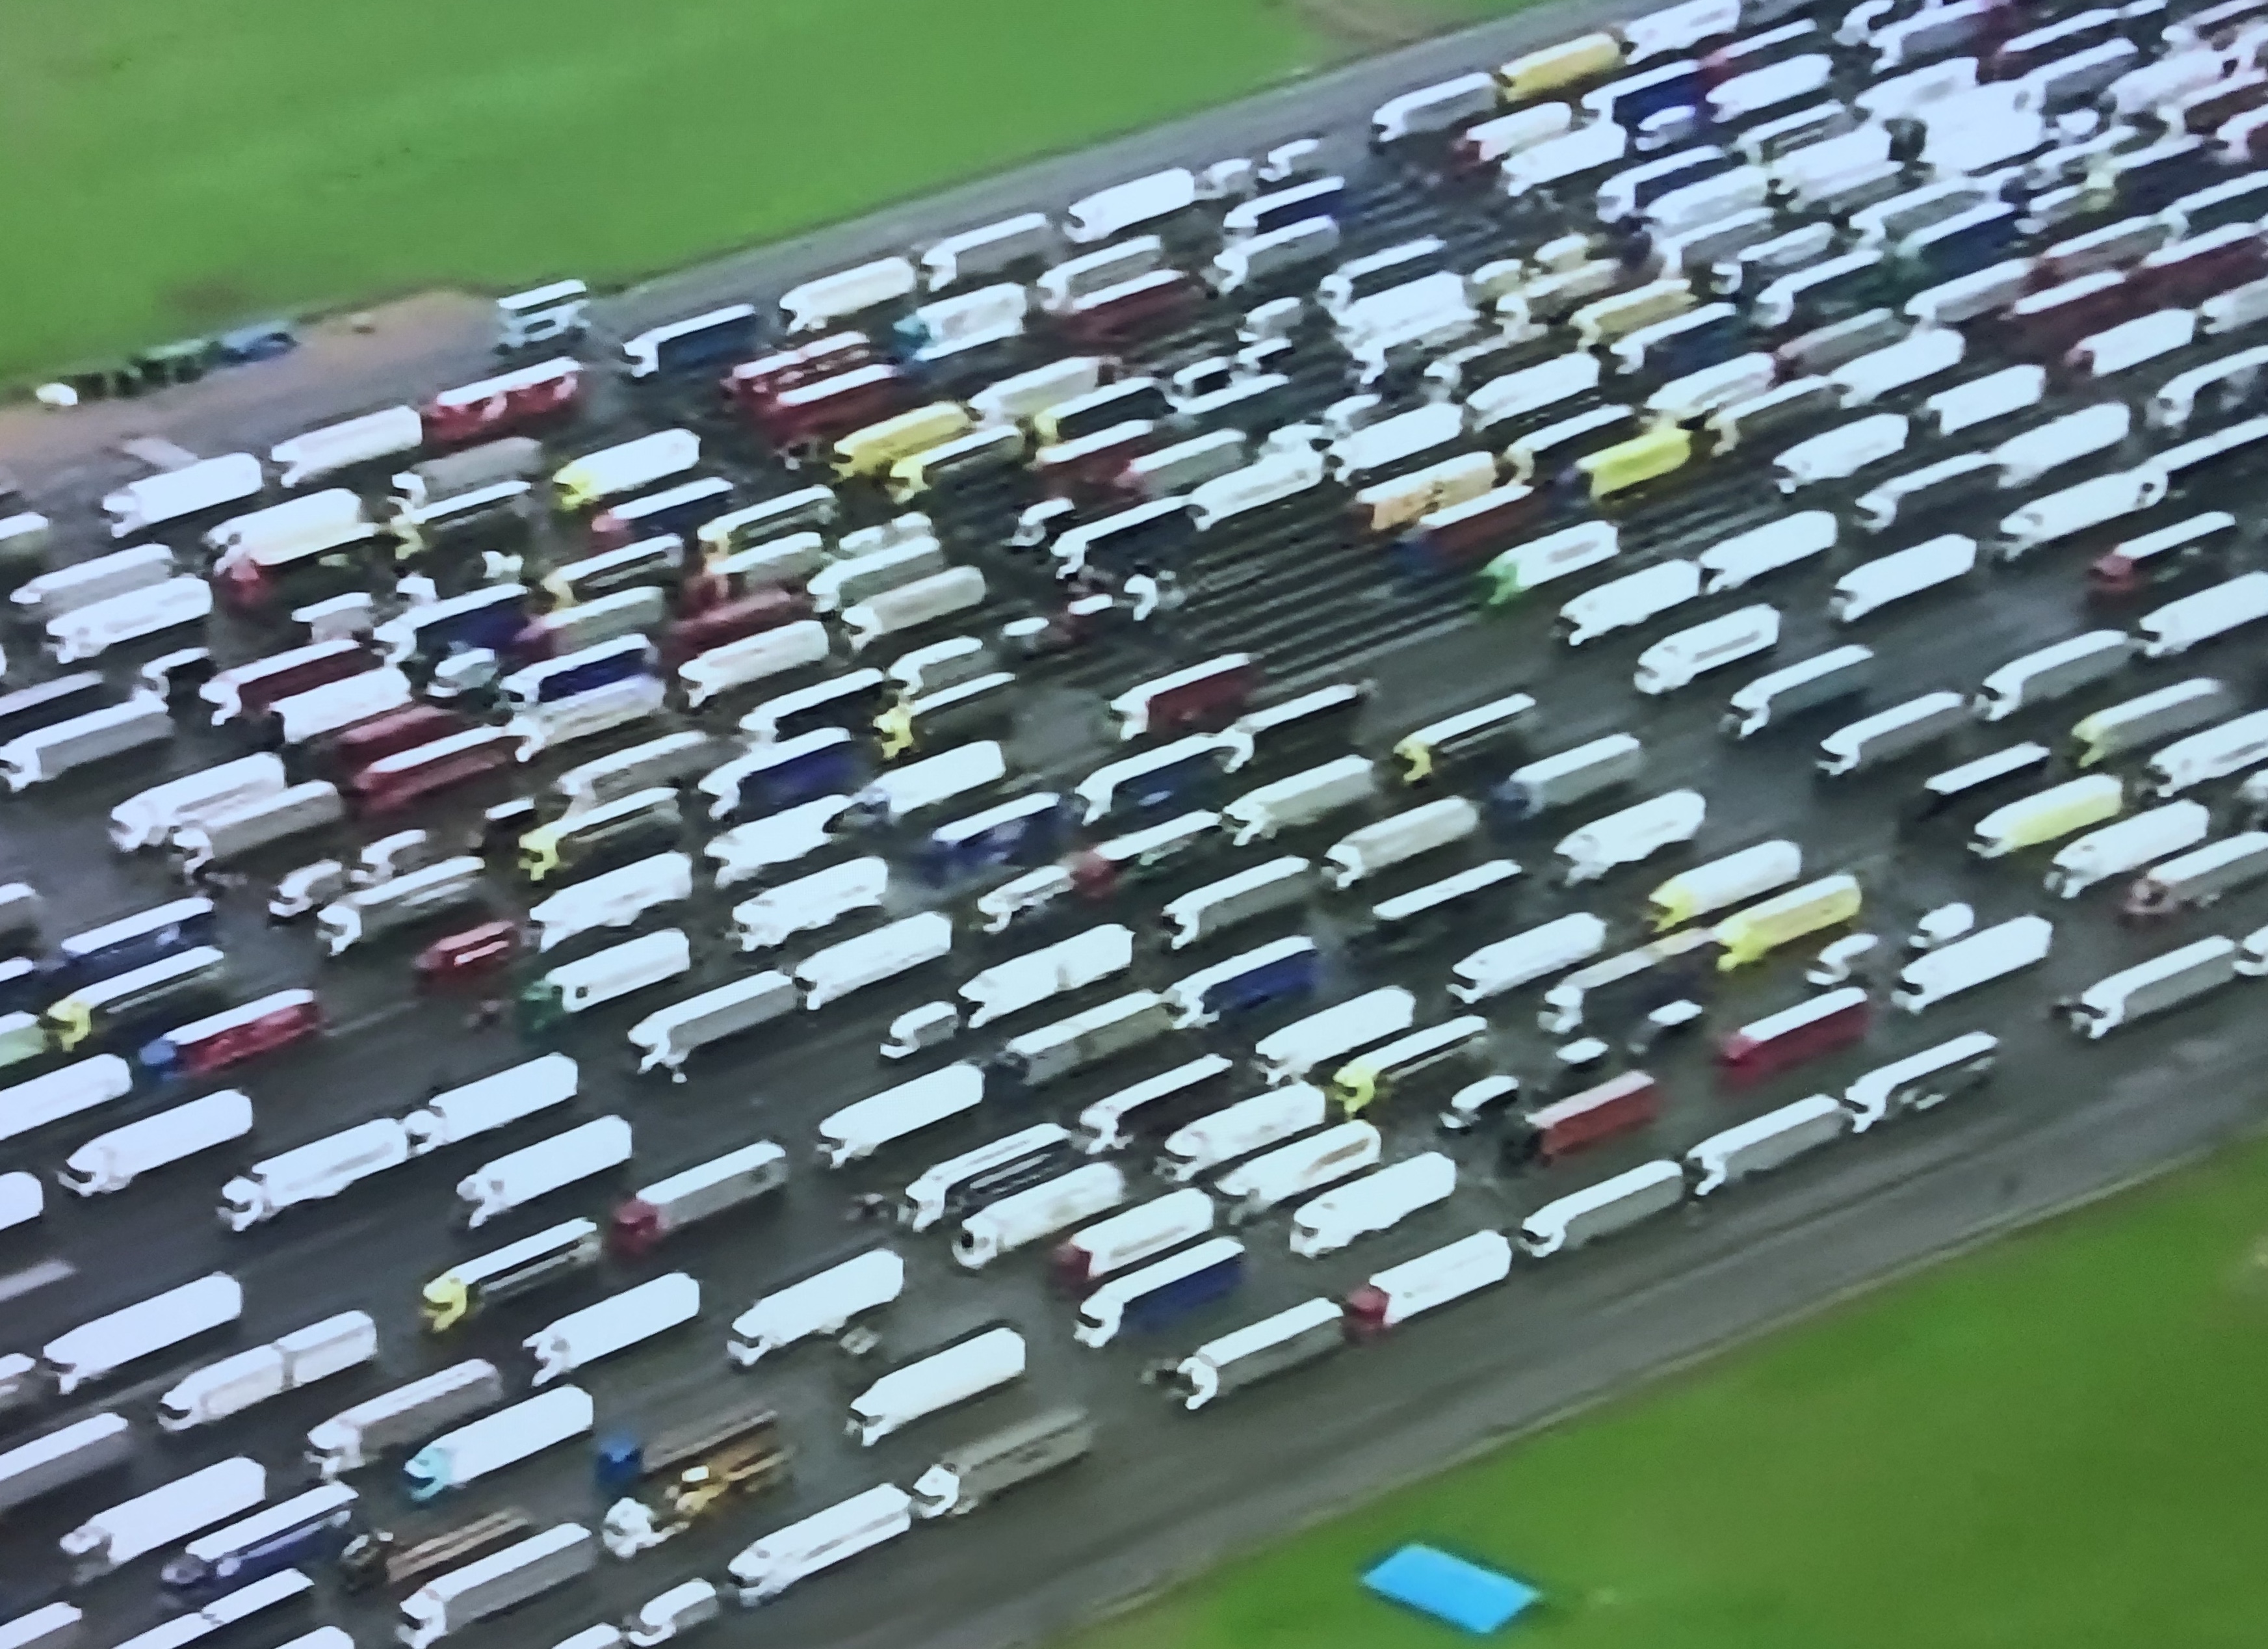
1108 655 1259 742
755 365 911 455
413 919 522 990
419 357 582 448
1504 1070 1661 1165
659 587 814 668
1032 421 1163 500
2129 226 2268 309
723 332 875 416
1715 988 1871 1088
348 728 516 817
142 988 321 1077
322 704 470 781
1058 270 1202 348
203 640 374 727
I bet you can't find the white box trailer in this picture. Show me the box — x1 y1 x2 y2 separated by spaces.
0 1172 40 1235
1699 512 1837 596
102 454 262 538
815 1062 986 1168
1997 469 2163 561
847 1326 1025 1446
2146 709 2268 797
727 1247 904 1366
0 1605 81 1649
1216 1122 1381 1223
1829 533 1975 623
404 1386 593 1500
457 1116 632 1230
705 798 854 888
909 1404 1093 1517
1893 916 2055 1012
1170 1297 1343 1411
1634 606 1779 694
304 1359 502 1479
627 972 798 1079
60 1089 252 1196
1647 840 1802 931
1686 1094 1848 1194
1842 1030 1998 1131
524 1274 699 1386
11 544 173 621
1288 1152 1456 1258
1558 559 1701 648
1322 798 1479 890
779 258 917 332
959 924 1133 1029
727 1485 911 1605
954 1164 1128 1269
1343 1230 1514 1334
1448 914 1609 1005
317 855 486 956
157 1312 376 1434
44 1272 241 1395
1190 446 1327 531
1160 857 1312 949
272 407 424 488
60 1457 265 1576
2046 803 2210 899
1156 1084 1327 1182
1224 756 1377 847
1050 1190 1215 1295
527 929 693 1018
1517 1160 1685 1257
2137 572 2268 659
0 696 174 791
1556 789 1706 884
398 1522 594 1649
401 1055 578 1155
2063 936 2242 1036
900 1124 1077 1231
1063 170 1196 244
797 911 954 1010
111 756 287 852
0 1414 135 1518
679 620 831 708
221 1117 413 1231
528 852 692 953
1254 988 1416 1084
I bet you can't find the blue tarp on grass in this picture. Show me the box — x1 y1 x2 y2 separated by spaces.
1362 1544 1540 1635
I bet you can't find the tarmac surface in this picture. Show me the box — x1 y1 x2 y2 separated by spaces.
7 3 2268 1648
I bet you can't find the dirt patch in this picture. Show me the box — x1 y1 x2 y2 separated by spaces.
1288 0 1456 55
0 290 493 486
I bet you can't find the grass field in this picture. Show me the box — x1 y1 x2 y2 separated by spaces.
1069 1132 2268 1649
3 0 1535 382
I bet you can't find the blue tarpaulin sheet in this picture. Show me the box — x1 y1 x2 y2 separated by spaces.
1362 1544 1540 1635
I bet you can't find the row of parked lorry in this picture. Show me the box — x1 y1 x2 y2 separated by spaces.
23 0 2268 1642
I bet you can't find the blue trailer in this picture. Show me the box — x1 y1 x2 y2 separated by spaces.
918 793 1066 886
51 897 218 994
623 304 761 378
499 636 655 707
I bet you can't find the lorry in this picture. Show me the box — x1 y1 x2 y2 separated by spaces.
222 1118 413 1232
525 1274 701 1386
727 1486 911 1605
404 1386 595 1501
59 1456 267 1578
1341 1230 1514 1338
909 1406 1093 1517
1288 1152 1457 1258
397 1523 594 1649
44 1273 242 1395
1168 1297 1344 1411
456 1116 632 1229
155 1312 376 1434
0 1414 135 1518
59 1090 252 1195
846 1325 1026 1446
305 1360 504 1479
725 1247 905 1366
600 1142 787 1261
